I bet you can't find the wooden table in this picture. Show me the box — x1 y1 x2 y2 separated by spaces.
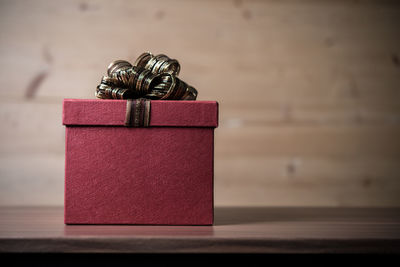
0 207 399 253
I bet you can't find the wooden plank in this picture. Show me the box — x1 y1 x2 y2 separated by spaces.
215 157 400 206
215 125 400 158
2 117 400 161
1 153 399 206
0 0 398 103
0 102 64 154
0 154 64 206
1 101 400 155
0 206 399 253
220 102 400 126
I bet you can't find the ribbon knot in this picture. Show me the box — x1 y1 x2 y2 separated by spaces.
96 52 197 100
124 98 151 127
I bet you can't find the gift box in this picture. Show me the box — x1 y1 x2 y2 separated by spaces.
62 99 218 225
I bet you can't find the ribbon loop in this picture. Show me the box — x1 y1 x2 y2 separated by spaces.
96 52 197 100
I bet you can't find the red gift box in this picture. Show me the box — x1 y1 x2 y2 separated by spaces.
62 99 218 225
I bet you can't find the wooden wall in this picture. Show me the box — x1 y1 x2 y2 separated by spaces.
0 0 399 206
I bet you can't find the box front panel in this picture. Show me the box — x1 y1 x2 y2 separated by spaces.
65 126 214 225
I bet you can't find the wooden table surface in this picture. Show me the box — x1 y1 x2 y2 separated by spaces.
0 206 399 253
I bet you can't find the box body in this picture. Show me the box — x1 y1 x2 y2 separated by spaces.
63 99 218 225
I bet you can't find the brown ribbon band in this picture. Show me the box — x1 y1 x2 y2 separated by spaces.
125 99 151 127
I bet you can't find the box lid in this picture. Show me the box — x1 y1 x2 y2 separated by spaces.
63 99 218 127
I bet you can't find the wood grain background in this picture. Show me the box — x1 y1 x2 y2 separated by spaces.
0 0 399 206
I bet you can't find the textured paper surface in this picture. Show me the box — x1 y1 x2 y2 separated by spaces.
63 99 218 127
64 99 217 225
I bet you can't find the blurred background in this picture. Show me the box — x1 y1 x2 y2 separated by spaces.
0 0 399 207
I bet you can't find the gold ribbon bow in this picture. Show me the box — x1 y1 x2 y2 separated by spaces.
96 52 198 100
